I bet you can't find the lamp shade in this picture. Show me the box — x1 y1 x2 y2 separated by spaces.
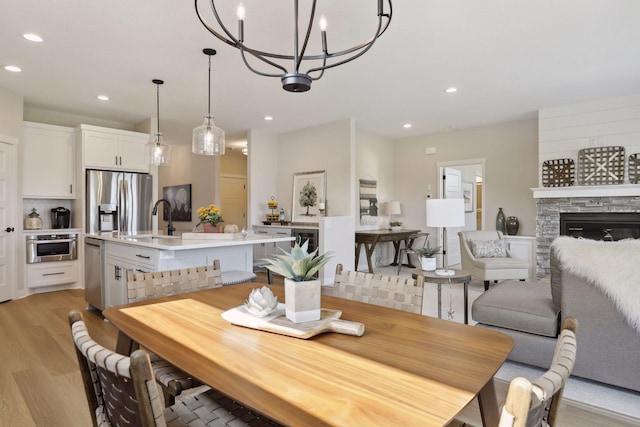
426 198 465 228
386 201 402 216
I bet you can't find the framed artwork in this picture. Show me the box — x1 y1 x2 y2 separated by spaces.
162 184 192 221
462 181 474 212
292 170 326 223
359 178 378 218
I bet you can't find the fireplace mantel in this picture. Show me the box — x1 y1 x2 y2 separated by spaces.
532 184 640 199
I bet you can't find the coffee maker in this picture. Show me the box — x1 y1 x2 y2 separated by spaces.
98 204 118 232
51 207 71 229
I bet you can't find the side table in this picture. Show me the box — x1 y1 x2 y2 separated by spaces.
413 269 472 324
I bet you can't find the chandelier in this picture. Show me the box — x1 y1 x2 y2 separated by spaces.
195 0 393 92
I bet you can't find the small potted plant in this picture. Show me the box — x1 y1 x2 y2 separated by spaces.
263 240 333 323
196 204 224 232
389 221 403 231
415 241 442 271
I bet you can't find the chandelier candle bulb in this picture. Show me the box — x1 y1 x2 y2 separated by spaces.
237 4 244 41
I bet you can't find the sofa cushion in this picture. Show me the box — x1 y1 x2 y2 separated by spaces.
472 280 560 337
470 239 507 258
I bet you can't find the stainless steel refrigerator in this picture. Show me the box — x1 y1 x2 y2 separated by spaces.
86 169 153 234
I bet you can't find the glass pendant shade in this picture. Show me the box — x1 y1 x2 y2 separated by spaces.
148 79 171 166
147 132 172 165
192 114 225 155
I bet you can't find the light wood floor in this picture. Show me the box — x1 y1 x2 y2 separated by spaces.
0 273 637 427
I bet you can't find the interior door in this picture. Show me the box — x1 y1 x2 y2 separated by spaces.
0 141 16 302
442 167 463 267
220 175 247 229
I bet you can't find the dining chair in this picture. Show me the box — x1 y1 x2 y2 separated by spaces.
496 316 578 427
397 231 429 274
323 263 425 314
68 310 282 427
126 261 225 405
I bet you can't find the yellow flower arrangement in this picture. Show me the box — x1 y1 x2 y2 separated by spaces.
196 204 224 226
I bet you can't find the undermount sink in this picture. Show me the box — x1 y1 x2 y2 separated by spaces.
121 234 181 242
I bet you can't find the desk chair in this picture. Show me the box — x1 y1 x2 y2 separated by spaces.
68 310 282 427
324 263 425 314
397 232 429 274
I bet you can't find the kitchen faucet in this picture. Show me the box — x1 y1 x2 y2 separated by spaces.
152 199 176 236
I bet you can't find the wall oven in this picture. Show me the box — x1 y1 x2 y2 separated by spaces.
26 233 78 264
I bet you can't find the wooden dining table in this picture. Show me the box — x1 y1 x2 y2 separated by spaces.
104 283 513 427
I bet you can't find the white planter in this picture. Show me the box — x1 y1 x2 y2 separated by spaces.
284 278 321 323
390 226 402 231
420 256 437 271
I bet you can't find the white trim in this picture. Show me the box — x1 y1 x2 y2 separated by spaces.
532 184 640 199
0 134 19 145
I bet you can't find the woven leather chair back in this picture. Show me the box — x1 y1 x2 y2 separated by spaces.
127 259 223 303
324 264 425 314
69 310 162 427
499 317 578 427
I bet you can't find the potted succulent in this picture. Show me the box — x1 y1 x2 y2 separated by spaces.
263 240 333 323
415 241 442 271
389 221 403 231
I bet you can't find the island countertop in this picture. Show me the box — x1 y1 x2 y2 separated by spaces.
87 231 294 251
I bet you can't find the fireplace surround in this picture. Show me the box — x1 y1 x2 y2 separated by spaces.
535 194 640 277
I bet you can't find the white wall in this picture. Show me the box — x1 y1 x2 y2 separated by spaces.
539 94 640 186
247 129 279 227
393 119 538 236
276 119 354 221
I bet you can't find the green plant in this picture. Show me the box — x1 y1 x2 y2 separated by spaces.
263 240 333 282
196 204 224 226
414 241 442 258
389 221 403 227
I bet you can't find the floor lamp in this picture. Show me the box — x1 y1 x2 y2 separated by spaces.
426 198 465 276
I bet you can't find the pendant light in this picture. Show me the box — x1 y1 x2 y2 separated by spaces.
147 79 172 166
192 48 225 155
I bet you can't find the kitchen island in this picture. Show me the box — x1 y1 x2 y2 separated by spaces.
88 232 294 308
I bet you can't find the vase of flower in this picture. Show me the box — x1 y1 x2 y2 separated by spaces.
202 222 220 233
263 240 333 323
197 204 223 233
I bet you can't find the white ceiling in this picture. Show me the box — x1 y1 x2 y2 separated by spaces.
1 0 640 149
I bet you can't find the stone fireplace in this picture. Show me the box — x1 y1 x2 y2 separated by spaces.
534 187 640 277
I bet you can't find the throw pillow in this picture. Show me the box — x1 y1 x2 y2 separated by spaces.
470 239 507 258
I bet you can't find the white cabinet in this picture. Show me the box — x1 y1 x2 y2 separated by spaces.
79 125 149 172
26 261 78 288
504 235 536 278
22 122 75 198
253 226 292 260
104 243 156 308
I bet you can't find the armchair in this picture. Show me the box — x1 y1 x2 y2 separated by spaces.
458 230 528 290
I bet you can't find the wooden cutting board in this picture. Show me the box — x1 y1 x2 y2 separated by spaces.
221 304 365 339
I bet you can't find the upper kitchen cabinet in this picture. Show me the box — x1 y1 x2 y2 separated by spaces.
23 121 76 198
78 124 149 172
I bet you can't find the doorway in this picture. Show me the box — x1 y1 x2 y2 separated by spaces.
220 174 247 229
437 159 485 267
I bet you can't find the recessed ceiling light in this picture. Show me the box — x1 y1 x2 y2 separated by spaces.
97 95 110 101
444 87 458 93
264 115 273 121
403 123 412 129
23 33 44 43
4 65 22 73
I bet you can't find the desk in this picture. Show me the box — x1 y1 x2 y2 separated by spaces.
355 229 420 273
104 284 513 426
413 269 472 324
